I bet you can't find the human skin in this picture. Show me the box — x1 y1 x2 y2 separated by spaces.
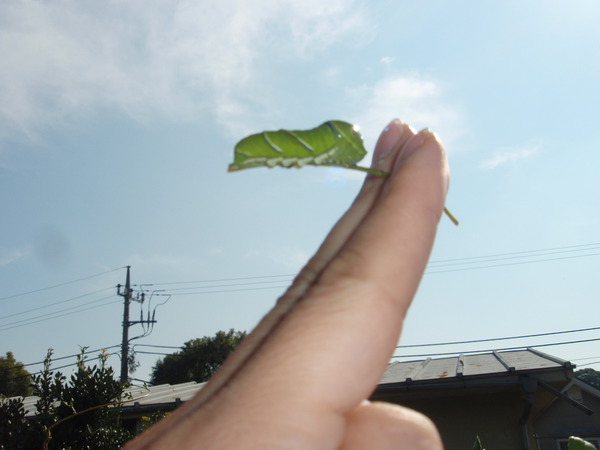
125 119 447 449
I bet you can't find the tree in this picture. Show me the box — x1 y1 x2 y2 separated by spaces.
150 329 247 385
575 368 600 390
0 348 132 449
0 352 32 397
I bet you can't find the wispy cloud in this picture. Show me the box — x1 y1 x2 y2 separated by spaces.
0 247 31 267
0 0 368 146
354 75 464 149
350 74 465 162
479 143 540 170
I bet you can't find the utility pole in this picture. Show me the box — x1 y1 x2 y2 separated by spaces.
117 266 156 383
117 266 132 383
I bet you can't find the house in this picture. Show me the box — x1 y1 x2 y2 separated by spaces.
9 349 600 449
534 377 600 449
372 348 600 449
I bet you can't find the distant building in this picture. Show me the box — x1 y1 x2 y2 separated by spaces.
373 348 599 449
10 349 600 449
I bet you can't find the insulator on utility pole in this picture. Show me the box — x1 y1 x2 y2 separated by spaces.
117 266 158 383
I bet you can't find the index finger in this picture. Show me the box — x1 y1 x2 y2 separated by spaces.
202 128 450 445
253 127 449 402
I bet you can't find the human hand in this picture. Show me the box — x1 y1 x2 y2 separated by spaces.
125 119 447 449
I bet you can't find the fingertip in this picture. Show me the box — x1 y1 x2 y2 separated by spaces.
342 402 443 450
372 119 412 169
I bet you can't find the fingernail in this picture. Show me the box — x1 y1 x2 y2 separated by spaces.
371 119 404 168
391 128 434 173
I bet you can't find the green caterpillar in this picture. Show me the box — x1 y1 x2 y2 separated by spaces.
229 120 458 225
228 120 381 173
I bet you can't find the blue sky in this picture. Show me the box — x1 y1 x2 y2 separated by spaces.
1 0 600 384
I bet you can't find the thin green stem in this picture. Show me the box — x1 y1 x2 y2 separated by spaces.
347 165 391 177
349 165 459 226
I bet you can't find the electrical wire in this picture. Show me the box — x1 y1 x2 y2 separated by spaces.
578 361 600 368
133 242 600 288
136 273 295 287
3 241 597 326
167 285 290 296
145 279 294 293
0 297 120 332
426 251 600 274
135 344 181 350
395 326 600 349
2 346 123 382
0 266 125 302
427 242 600 266
19 344 122 369
134 350 177 357
0 286 115 321
392 336 600 359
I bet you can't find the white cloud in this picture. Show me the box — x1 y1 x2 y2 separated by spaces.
0 0 368 145
350 74 465 161
0 247 31 267
479 144 540 170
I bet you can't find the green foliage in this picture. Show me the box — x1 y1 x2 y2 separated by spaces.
139 410 169 433
569 436 597 450
151 329 247 385
0 352 32 397
47 348 131 449
472 435 485 450
0 397 30 448
575 368 600 390
0 348 131 450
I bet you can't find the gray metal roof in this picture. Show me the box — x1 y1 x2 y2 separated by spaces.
9 381 208 417
7 349 573 417
380 348 572 386
122 380 206 411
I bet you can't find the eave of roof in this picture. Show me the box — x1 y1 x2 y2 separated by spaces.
378 348 572 390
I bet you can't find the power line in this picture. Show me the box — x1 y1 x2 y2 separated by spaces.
20 345 122 369
0 297 120 332
133 242 600 289
137 273 295 287
571 356 600 363
395 326 600 349
427 242 600 265
134 350 175 357
168 285 290 296
426 251 600 274
578 361 600 368
0 294 117 328
2 345 123 383
392 337 600 359
0 286 115 321
3 242 599 309
146 279 294 293
26 351 121 377
0 266 125 302
1 245 596 325
135 344 181 349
